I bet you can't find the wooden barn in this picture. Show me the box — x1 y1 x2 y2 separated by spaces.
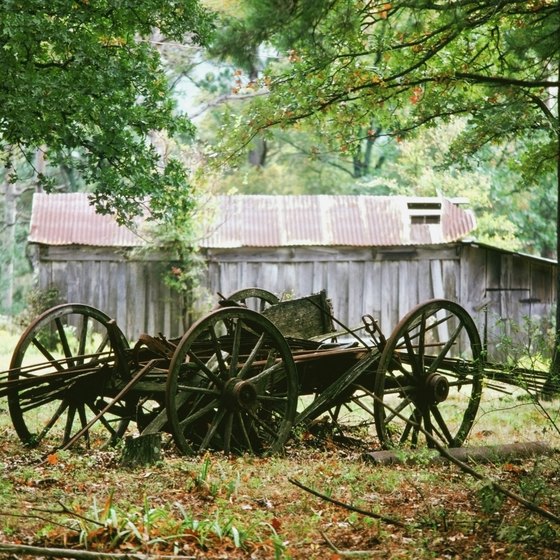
28 193 556 358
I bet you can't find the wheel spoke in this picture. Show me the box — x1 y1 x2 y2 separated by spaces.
427 322 464 376
94 333 110 355
31 338 65 372
199 408 226 451
236 411 255 454
187 351 225 388
178 399 220 431
229 319 243 377
410 409 422 447
238 332 266 379
246 360 286 385
222 412 234 454
77 315 89 365
247 410 278 439
384 396 413 425
77 404 91 447
34 400 70 444
422 407 434 445
398 411 414 445
87 402 118 439
430 405 455 445
208 327 229 378
63 405 77 444
55 318 74 368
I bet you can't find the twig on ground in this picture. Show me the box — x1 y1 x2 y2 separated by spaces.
320 530 383 557
0 542 196 560
288 477 409 528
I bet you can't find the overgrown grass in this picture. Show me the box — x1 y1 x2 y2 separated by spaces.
0 327 559 558
0 438 558 559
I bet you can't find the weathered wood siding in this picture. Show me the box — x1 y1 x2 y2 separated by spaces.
459 244 556 361
205 245 463 337
35 245 186 341
33 242 556 359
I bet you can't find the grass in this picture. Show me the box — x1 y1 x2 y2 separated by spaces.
0 327 559 558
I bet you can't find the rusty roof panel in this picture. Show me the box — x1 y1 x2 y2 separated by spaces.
29 193 476 248
29 193 144 247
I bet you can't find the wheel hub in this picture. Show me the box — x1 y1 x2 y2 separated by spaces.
425 373 450 404
223 378 258 411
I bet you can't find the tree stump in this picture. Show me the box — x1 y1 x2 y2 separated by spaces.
120 432 162 467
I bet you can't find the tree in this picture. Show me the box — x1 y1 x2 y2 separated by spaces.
213 1 558 235
0 0 213 226
212 0 560 377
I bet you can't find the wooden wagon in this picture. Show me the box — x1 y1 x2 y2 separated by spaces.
0 288 488 456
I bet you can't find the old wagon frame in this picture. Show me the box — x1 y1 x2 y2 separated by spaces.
0 289 487 456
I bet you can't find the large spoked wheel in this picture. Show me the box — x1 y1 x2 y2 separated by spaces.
374 299 483 449
166 307 298 455
8 304 132 450
224 288 279 312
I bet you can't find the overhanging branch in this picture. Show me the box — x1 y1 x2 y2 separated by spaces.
455 72 559 89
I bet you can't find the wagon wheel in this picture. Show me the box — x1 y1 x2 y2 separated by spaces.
374 299 483 449
8 304 133 450
224 288 279 312
166 307 298 455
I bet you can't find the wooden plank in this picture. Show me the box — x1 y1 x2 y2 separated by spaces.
262 291 334 338
380 262 398 336
116 261 127 333
347 261 363 327
398 260 411 319
442 259 459 301
416 258 431 303
430 259 445 299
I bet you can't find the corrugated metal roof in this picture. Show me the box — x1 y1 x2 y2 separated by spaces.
29 192 476 248
29 192 145 247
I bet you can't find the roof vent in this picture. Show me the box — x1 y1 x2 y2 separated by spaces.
407 200 441 225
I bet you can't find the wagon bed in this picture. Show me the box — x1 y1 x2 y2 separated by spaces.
0 289 495 456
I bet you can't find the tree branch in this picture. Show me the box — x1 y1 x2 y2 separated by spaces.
455 72 559 88
0 542 195 560
288 477 409 528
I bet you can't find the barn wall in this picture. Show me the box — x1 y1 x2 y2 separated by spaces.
35 245 186 341
204 245 462 338
33 243 556 359
459 244 556 361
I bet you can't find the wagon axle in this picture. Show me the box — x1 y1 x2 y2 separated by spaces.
426 373 450 404
223 378 258 411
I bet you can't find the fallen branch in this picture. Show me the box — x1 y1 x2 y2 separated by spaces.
288 477 409 528
363 442 552 466
0 542 195 560
372 395 560 526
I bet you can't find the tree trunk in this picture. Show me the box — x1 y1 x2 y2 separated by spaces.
1 163 16 314
546 63 560 394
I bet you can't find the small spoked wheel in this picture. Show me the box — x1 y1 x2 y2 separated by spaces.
224 288 279 312
8 304 132 450
374 299 483 449
166 307 298 455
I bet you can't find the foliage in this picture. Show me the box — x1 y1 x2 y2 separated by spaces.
137 198 213 329
210 0 559 257
15 286 61 329
0 0 214 225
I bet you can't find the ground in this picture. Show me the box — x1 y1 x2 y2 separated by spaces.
0 424 558 559
0 330 559 559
